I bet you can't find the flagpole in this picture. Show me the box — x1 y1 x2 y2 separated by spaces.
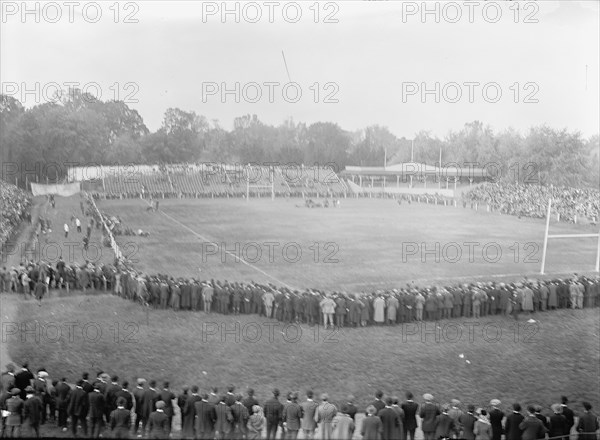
540 198 552 274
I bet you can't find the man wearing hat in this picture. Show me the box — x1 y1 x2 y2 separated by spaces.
231 394 250 440
576 402 599 440
300 390 318 440
518 405 547 440
315 393 337 440
148 400 169 439
548 404 567 440
361 405 383 440
242 389 259 416
282 392 302 440
342 395 358 422
263 389 283 440
110 397 131 439
459 405 478 440
534 405 548 430
370 390 386 414
182 385 201 438
435 404 455 440
14 364 34 400
132 378 146 436
159 381 175 435
560 396 575 435
141 380 159 435
89 383 106 438
448 399 463 439
116 380 134 412
106 375 122 422
54 377 71 431
5 388 23 438
419 394 440 440
215 395 234 440
68 380 89 437
489 399 504 440
401 392 419 440
378 397 402 440
23 385 42 438
504 403 524 440
195 392 217 440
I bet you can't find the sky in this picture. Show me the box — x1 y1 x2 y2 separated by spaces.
1 1 599 139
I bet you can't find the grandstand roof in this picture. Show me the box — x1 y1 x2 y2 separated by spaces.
342 162 489 178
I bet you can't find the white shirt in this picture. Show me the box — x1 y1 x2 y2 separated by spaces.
64 224 69 232
76 219 81 226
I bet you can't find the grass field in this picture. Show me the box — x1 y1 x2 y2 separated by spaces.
7 293 599 415
91 197 599 290
14 194 599 289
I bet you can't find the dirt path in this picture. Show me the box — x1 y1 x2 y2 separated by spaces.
0 196 47 371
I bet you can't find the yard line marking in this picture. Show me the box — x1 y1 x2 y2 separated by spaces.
158 209 297 290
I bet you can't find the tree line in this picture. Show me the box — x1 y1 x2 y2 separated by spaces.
1 90 598 188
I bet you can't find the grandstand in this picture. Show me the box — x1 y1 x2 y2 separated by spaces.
78 163 348 198
340 162 490 198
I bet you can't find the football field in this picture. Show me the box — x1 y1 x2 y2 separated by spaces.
95 197 599 290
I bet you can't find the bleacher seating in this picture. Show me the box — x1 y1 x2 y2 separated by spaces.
91 164 348 198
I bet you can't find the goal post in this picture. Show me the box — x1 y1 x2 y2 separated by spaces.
245 165 274 201
540 198 600 274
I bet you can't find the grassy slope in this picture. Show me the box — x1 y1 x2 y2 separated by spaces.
9 293 599 415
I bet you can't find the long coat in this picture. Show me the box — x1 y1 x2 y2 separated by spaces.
361 415 383 440
195 400 216 436
301 400 318 431
521 288 534 311
459 412 478 440
386 297 398 322
505 412 525 440
215 402 233 434
331 413 354 440
373 297 385 323
519 415 546 440
378 407 401 440
419 402 440 433
548 414 567 439
182 394 202 437
315 402 337 440
435 413 455 439
548 284 558 308
401 401 419 431
489 408 504 440
576 411 600 440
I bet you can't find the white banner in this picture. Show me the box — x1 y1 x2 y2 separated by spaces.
31 182 81 197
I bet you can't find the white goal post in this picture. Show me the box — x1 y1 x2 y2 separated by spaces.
540 198 600 274
245 165 275 201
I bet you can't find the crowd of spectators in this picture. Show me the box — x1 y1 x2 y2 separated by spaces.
0 180 31 247
2 253 599 330
1 363 599 439
463 183 600 224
